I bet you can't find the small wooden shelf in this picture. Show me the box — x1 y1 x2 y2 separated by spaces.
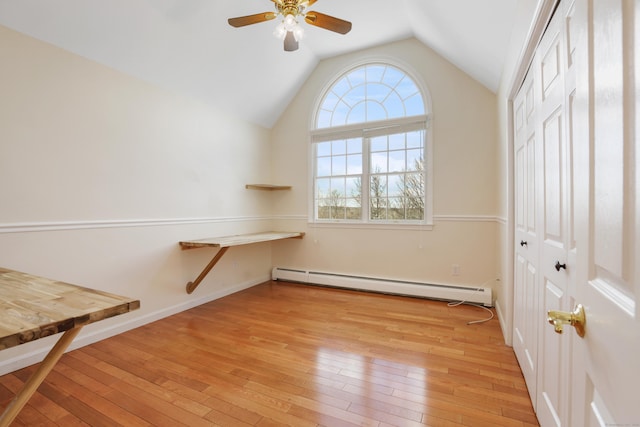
245 184 292 191
179 231 304 294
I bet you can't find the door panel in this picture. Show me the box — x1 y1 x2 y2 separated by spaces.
513 71 540 407
536 7 571 424
542 109 564 246
572 0 640 424
513 0 638 424
527 135 537 234
538 278 567 427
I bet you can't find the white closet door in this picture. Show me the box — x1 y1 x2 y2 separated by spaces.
535 2 576 425
513 1 577 424
513 71 540 407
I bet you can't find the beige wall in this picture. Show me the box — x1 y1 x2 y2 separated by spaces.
271 38 501 290
0 21 533 373
0 25 277 373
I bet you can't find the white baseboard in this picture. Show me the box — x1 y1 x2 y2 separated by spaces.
0 275 269 376
495 299 512 346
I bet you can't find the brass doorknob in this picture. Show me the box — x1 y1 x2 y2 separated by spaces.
547 304 586 337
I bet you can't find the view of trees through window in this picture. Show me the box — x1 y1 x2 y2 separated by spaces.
312 63 428 223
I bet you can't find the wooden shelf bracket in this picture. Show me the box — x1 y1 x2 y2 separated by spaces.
185 246 229 294
180 231 304 294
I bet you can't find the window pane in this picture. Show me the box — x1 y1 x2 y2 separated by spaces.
388 197 405 219
388 151 405 172
317 141 332 156
321 91 340 111
317 110 331 128
347 138 361 154
370 198 387 220
366 65 386 83
344 85 365 108
370 152 388 173
331 177 345 194
405 93 425 115
407 206 424 220
384 92 405 118
348 103 366 124
388 174 404 196
331 206 346 219
345 201 362 219
388 133 405 151
406 150 423 171
368 83 391 103
317 205 330 219
370 175 387 198
404 172 424 218
332 140 346 155
332 77 351 96
317 157 332 177
316 178 330 197
332 155 346 176
395 76 420 100
346 154 362 175
347 68 366 88
371 136 387 152
332 101 350 126
382 67 403 88
406 130 423 149
346 176 361 199
366 100 387 122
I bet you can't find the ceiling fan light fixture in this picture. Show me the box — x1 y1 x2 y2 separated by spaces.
273 22 287 40
283 14 297 31
292 23 305 41
275 13 304 44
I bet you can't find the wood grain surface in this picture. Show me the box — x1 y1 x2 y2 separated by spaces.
0 268 140 350
179 231 304 250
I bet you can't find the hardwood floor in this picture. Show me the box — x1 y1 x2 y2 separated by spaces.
0 281 538 426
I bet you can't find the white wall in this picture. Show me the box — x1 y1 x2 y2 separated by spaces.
270 38 501 291
0 25 284 374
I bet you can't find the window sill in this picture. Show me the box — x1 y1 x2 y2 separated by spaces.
308 221 434 231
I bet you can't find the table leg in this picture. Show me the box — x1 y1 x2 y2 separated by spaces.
0 326 82 427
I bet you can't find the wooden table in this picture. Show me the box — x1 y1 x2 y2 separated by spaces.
180 231 304 294
0 267 139 426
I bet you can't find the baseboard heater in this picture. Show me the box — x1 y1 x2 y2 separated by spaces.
271 267 492 307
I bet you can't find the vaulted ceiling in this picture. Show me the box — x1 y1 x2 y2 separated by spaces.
0 0 521 128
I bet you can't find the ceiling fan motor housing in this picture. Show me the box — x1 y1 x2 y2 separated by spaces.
276 0 305 18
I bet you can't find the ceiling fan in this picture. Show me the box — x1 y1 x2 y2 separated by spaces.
228 0 352 52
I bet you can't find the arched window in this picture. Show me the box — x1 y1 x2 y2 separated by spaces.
310 62 432 225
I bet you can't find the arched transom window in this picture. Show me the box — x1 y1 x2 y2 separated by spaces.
310 62 432 225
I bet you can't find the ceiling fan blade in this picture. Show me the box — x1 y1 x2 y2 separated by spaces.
304 11 352 34
301 0 318 7
284 31 299 51
228 12 277 28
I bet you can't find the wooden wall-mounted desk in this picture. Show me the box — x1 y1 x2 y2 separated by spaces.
0 267 139 427
179 231 304 294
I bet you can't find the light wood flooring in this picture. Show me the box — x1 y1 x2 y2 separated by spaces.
0 281 538 426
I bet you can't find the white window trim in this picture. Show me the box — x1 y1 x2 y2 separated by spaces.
308 117 433 227
307 59 434 228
